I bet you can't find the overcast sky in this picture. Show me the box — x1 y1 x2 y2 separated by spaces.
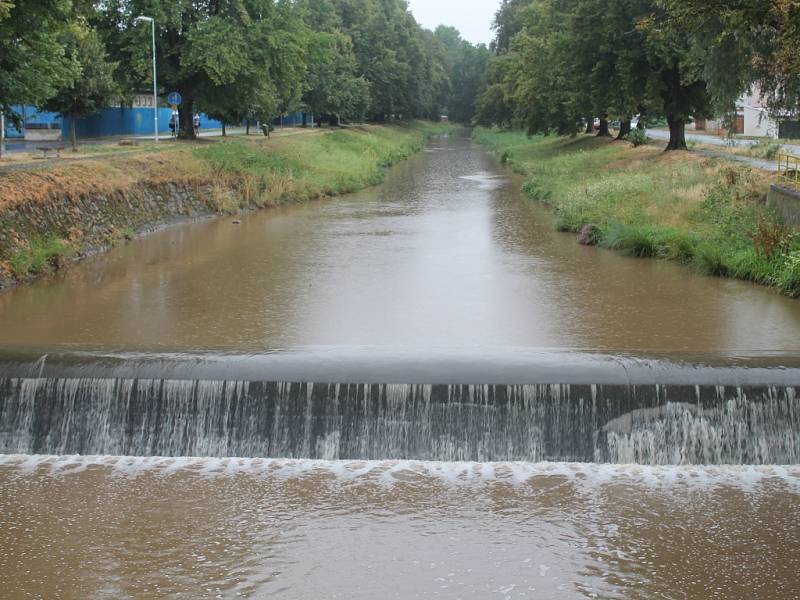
406 0 501 46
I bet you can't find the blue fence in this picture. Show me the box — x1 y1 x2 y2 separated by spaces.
4 105 315 140
273 112 314 127
4 106 61 138
5 105 223 140
64 108 224 138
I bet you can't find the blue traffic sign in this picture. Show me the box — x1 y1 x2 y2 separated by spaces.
167 92 182 106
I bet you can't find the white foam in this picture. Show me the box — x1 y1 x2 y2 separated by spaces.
1 454 799 493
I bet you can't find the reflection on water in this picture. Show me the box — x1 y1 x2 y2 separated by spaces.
1 457 798 599
0 135 798 354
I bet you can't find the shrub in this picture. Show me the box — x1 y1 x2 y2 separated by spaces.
749 138 782 160
748 215 792 258
9 237 70 278
521 177 551 202
692 242 731 277
777 252 800 297
628 128 649 147
658 230 697 263
577 223 602 246
600 223 658 257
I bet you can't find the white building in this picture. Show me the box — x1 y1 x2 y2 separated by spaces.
691 86 780 138
739 89 779 138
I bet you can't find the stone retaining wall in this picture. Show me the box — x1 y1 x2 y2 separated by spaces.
0 181 217 289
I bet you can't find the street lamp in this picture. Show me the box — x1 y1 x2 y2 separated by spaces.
135 16 158 142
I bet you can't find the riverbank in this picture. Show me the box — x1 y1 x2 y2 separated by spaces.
473 128 800 297
0 121 453 289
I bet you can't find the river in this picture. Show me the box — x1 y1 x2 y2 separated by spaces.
1 133 799 599
0 134 799 354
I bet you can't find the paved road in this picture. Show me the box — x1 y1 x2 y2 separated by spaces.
648 128 800 154
695 149 778 171
0 125 321 155
0 127 252 155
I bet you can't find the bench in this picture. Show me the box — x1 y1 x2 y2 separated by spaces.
36 145 65 159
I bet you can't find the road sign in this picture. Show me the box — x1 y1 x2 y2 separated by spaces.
167 92 182 106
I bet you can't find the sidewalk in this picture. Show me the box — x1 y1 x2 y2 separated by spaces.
648 128 800 155
0 124 320 156
0 125 322 174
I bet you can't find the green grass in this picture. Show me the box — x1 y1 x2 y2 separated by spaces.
9 236 70 278
194 121 454 209
473 127 800 297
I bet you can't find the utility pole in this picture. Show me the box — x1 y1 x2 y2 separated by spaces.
136 16 158 142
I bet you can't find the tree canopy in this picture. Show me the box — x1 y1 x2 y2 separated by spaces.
476 0 800 149
8 0 793 148
44 20 118 149
2 0 490 143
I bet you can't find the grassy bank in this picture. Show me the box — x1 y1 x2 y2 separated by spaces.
0 121 453 286
473 128 800 297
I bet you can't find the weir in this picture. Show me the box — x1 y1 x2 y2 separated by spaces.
0 352 798 465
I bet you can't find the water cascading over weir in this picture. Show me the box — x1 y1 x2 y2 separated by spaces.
0 351 798 466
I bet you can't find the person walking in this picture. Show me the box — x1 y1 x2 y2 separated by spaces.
193 113 201 136
169 111 178 137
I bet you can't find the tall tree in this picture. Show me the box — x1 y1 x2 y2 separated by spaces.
44 21 118 150
95 0 310 139
434 26 490 123
639 7 713 149
662 0 800 118
303 31 370 124
476 0 713 149
0 0 79 156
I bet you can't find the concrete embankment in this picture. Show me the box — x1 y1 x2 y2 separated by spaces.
0 122 452 290
768 184 800 228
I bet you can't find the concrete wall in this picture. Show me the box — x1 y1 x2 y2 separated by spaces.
24 129 62 142
768 185 800 228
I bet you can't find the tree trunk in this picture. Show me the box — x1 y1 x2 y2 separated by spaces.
222 122 227 137
596 118 612 137
179 101 195 140
585 119 594 134
302 112 308 128
70 115 77 152
666 115 687 151
246 119 250 135
615 119 631 140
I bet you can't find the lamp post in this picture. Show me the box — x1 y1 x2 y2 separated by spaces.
135 16 158 142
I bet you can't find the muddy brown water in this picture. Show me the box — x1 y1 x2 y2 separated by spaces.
2 134 800 599
1 457 799 599
1 135 799 354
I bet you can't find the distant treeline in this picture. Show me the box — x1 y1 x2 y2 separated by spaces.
475 0 800 149
0 0 490 140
